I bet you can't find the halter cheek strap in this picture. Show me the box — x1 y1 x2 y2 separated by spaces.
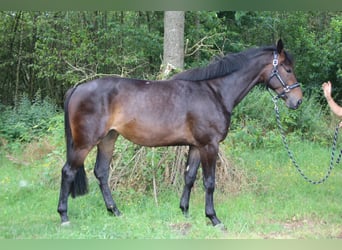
267 52 301 99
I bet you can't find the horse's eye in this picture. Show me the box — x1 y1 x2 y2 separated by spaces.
281 64 292 73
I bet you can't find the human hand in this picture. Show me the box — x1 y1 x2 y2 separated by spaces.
322 81 332 100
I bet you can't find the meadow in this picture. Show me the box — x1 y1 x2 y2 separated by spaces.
1 89 342 239
1 134 341 239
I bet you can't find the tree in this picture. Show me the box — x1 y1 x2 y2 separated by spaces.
162 11 185 78
0 11 341 106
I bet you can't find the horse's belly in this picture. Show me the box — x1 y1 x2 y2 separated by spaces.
114 121 193 147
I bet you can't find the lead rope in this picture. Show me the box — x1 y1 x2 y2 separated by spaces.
273 97 341 184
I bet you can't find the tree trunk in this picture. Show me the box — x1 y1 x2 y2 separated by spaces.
162 11 185 77
161 11 186 188
15 14 23 107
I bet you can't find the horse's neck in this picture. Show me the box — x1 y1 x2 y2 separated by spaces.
216 60 268 113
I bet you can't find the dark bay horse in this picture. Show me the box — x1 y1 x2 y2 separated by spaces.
57 39 302 226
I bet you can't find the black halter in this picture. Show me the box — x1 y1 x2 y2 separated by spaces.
267 51 301 99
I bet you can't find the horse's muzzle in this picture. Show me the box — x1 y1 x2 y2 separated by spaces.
289 98 302 110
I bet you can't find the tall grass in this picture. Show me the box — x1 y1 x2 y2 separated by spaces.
1 137 341 239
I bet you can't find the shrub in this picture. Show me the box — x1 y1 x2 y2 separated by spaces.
0 92 60 142
229 86 332 149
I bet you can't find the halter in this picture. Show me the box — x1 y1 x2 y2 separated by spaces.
267 51 301 99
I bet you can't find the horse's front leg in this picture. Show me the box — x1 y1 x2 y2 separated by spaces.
199 144 222 226
180 146 201 217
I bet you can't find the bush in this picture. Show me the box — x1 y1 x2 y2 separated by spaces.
0 92 60 142
229 86 332 150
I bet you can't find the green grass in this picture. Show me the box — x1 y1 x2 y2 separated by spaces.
1 138 342 239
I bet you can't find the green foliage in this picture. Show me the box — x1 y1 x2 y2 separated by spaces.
34 11 163 83
229 87 332 151
1 11 341 107
274 12 341 96
0 92 59 142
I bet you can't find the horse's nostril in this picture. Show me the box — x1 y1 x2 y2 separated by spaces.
291 99 302 110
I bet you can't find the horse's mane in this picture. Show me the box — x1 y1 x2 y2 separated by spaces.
172 46 293 81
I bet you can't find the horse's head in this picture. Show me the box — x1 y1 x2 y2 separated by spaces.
264 39 303 110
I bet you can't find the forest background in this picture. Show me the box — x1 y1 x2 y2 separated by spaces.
0 11 342 238
0 11 341 106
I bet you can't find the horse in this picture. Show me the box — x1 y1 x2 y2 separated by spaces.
57 39 303 227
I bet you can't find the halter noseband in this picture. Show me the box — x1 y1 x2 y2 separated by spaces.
267 51 300 99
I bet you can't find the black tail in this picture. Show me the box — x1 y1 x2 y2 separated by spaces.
70 165 88 198
64 87 89 198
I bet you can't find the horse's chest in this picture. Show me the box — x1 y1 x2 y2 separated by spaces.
187 109 230 145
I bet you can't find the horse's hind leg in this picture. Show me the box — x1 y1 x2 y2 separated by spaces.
58 162 76 225
179 146 201 217
58 148 90 225
94 130 121 216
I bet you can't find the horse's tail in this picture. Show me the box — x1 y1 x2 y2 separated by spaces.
64 87 88 198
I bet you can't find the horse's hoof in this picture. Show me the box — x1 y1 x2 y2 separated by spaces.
114 210 121 217
107 207 121 217
182 210 190 218
214 223 227 232
61 221 71 227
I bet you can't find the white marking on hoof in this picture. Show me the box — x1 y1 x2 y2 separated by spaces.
214 223 227 232
61 221 71 227
186 165 190 172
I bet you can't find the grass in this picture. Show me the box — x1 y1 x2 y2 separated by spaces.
0 136 342 239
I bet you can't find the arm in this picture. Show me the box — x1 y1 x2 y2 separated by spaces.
322 81 342 117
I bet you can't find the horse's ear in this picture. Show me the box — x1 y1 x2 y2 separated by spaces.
277 39 284 54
